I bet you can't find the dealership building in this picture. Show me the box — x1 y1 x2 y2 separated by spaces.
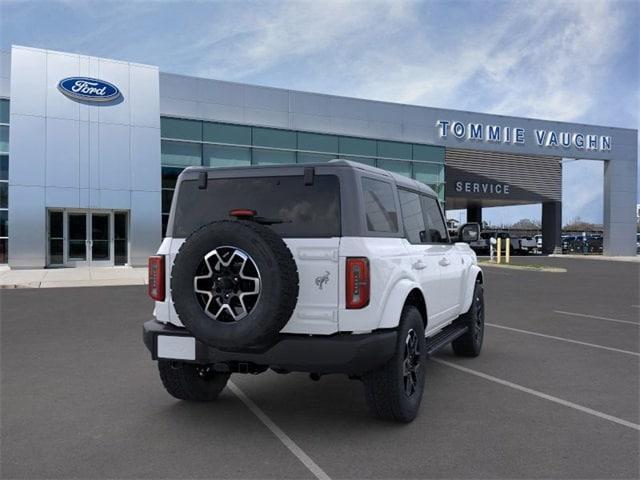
0 45 637 268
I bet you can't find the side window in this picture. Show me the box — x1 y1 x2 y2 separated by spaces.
398 189 426 244
362 177 398 233
421 196 449 243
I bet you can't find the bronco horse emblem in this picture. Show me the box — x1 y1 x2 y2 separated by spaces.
315 271 330 290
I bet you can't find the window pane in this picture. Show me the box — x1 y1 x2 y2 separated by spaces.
252 148 296 165
0 155 7 181
421 196 448 243
68 241 86 259
161 140 201 167
162 189 174 214
252 127 296 149
162 166 183 188
341 155 375 166
203 122 251 145
297 152 334 164
91 214 109 242
115 212 129 265
413 162 443 185
49 239 62 265
203 144 251 168
0 99 9 124
115 240 127 265
0 238 7 263
0 182 7 208
0 126 8 154
0 210 7 237
378 140 411 160
339 137 376 157
399 190 426 244
92 240 110 260
377 159 411 178
173 175 341 238
49 211 63 238
114 213 127 240
298 132 338 153
161 117 201 141
68 214 86 240
413 144 444 163
362 177 398 233
162 214 169 237
68 213 87 260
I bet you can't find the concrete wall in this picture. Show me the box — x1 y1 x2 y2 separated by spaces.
8 46 161 267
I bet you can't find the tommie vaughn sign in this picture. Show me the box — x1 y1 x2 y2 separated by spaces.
58 77 121 102
436 120 612 152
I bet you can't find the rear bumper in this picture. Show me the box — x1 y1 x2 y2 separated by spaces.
143 319 397 375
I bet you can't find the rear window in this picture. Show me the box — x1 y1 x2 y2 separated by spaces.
172 175 341 238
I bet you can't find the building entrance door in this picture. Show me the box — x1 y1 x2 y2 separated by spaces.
47 210 129 267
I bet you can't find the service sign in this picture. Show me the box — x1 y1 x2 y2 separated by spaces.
58 77 121 102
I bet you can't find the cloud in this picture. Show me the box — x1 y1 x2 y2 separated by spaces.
1 0 636 222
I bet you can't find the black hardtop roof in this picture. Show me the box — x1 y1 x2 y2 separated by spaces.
181 158 437 197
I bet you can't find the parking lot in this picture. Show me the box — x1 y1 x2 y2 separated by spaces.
1 257 638 479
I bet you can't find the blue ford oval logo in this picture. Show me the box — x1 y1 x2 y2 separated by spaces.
58 77 121 102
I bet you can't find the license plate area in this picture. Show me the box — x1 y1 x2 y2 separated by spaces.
157 335 196 360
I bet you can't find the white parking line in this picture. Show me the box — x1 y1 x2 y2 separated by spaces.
486 323 640 357
554 310 639 326
433 359 640 432
228 381 331 480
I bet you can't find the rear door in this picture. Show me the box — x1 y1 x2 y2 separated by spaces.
421 195 464 324
397 189 443 326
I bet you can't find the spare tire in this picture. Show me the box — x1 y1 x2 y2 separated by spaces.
171 220 299 350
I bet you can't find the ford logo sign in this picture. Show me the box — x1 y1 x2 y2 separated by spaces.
57 77 121 102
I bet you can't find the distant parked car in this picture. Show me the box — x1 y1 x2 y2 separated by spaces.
534 234 543 254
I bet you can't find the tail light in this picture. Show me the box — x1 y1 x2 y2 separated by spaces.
346 257 369 309
148 255 165 301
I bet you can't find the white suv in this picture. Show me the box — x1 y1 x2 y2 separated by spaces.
144 160 485 422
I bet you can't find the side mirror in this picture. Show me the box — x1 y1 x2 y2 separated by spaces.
459 223 481 243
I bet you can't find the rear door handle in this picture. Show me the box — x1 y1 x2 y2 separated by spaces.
412 260 427 270
439 257 450 267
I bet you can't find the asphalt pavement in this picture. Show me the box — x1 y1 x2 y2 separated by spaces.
1 257 638 479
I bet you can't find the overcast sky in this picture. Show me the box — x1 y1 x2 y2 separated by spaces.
1 0 638 225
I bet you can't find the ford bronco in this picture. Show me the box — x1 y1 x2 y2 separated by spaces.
143 160 485 422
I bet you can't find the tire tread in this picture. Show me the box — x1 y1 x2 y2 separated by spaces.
158 360 230 402
362 305 426 422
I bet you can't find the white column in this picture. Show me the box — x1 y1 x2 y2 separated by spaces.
603 145 638 256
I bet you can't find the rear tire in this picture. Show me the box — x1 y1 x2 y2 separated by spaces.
452 283 484 357
362 305 426 422
158 360 230 401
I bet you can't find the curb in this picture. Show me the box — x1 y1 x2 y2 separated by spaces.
549 254 639 263
479 262 567 273
0 279 147 289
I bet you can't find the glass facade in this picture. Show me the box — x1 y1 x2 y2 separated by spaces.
160 116 446 235
0 99 8 263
